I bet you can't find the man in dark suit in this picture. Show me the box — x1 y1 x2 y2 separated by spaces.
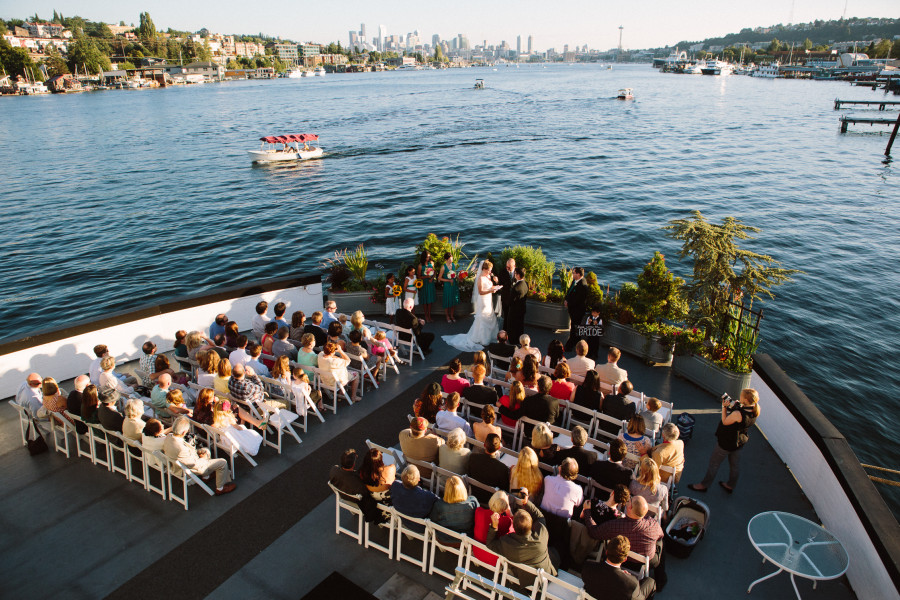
328 449 368 498
97 388 124 434
556 425 599 473
487 330 516 372
462 364 499 406
581 535 656 600
564 267 588 351
499 376 560 437
588 439 633 490
395 298 434 352
467 434 510 503
495 258 516 330
303 311 328 347
599 380 637 436
505 267 529 344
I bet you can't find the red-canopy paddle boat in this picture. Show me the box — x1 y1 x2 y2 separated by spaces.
249 133 324 163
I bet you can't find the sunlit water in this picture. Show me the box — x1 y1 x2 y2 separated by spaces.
1 64 897 513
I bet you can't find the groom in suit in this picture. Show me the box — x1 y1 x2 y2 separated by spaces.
564 267 588 351
495 258 516 330
506 267 528 343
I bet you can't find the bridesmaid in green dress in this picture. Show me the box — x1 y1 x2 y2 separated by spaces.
438 252 459 323
417 250 437 323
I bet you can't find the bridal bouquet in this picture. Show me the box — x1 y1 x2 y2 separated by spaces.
448 271 456 280
424 267 435 278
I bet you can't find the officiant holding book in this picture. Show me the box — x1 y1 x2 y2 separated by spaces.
564 267 588 351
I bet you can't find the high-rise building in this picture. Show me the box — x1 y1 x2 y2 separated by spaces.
360 23 366 42
349 31 359 49
516 35 521 57
379 25 387 51
432 34 441 47
527 35 533 55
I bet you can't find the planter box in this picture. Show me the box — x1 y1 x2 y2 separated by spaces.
672 354 752 399
601 321 674 364
327 290 473 319
525 300 570 330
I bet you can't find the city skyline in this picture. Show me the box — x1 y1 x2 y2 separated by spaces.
3 0 899 50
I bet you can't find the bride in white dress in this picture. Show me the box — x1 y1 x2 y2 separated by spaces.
443 260 503 352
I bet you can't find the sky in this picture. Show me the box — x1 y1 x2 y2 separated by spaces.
3 0 899 50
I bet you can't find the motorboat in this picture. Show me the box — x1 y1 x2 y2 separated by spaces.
617 88 634 100
751 62 781 78
474 78 484 89
248 133 324 163
701 60 733 76
313 66 326 77
287 68 304 79
684 62 704 75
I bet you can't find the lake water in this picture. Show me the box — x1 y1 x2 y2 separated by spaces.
1 64 898 513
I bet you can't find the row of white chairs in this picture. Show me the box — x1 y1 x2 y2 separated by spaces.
328 485 650 600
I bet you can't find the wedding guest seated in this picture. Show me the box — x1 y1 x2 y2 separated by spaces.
212 400 263 456
185 331 214 360
228 363 266 406
430 475 479 542
260 322 279 366
164 416 236 496
224 321 240 349
303 311 328 348
573 370 603 412
139 341 163 386
487 330 516 372
209 334 229 359
549 362 576 402
270 355 292 387
395 297 434 352
346 330 377 373
198 351 219 388
540 457 583 518
542 339 566 369
272 301 290 330
210 313 228 339
631 458 669 515
641 397 664 436
599 381 637 437
580 485 630 529
80 384 100 424
391 465 438 523
500 375 560 433
173 330 189 358
154 354 188 386
467 434 510 503
228 335 251 368
329 449 368 499
89 345 126 386
556 425 599 472
498 380 526 429
399 416 444 477
245 342 270 377
165 389 192 417
581 535 656 600
464 351 489 380
436 392 473 437
122 399 146 441
413 382 443 423
192 388 216 426
487 487 558 585
318 341 360 401
463 364 499 407
325 322 346 352
16 372 44 414
322 300 339 328
472 405 502 442
441 358 470 395
370 330 397 374
505 356 523 384
41 377 68 421
67 375 90 433
294 333 319 378
568 340 596 378
473 491 515 566
588 439 633 490
99 355 134 396
528 423 559 465
510 446 544 499
520 355 540 390
619 415 652 469
359 447 396 502
438 427 472 475
651 424 685 484
513 334 542 364
347 311 373 345
595 347 628 387
97 388 125 433
289 311 307 342
252 301 270 340
141 419 168 455
214 359 232 400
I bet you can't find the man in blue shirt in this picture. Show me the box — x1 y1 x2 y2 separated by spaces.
391 464 438 522
210 314 228 339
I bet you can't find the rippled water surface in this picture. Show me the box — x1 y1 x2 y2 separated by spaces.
1 64 898 513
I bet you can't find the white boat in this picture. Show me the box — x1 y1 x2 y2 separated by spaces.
684 62 704 75
287 68 304 79
248 133 324 163
616 88 634 100
751 62 781 78
701 60 733 76
474 78 484 89
313 66 326 77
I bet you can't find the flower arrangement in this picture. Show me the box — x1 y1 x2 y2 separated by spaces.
424 267 435 278
414 279 423 288
457 271 468 280
391 285 403 297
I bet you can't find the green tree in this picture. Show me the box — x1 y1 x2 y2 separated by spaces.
767 38 781 52
0 38 40 79
138 12 157 40
802 37 813 51
433 45 443 62
873 39 893 58
197 39 212 61
892 41 900 59
864 41 876 56
43 44 69 76
0 21 6 35
67 33 112 74
226 58 241 69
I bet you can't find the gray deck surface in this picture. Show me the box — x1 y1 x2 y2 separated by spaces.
0 317 856 600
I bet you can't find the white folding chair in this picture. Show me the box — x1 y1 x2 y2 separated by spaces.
487 352 512 379
166 456 216 510
124 438 147 490
428 521 469 580
253 397 302 454
365 439 405 469
539 569 589 600
106 430 131 479
393 508 431 571
199 422 258 478
64 411 95 461
497 555 542 599
310 366 354 413
143 448 167 500
446 567 531 600
365 502 396 558
347 352 379 397
623 550 651 579
328 481 365 544
393 323 425 365
10 402 33 446
461 537 507 598
47 412 73 458
87 422 111 470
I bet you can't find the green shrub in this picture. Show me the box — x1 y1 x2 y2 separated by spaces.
500 245 555 298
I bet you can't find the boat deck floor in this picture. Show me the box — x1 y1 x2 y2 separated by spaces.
0 318 856 599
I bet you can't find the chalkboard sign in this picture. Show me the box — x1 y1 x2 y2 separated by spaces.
576 322 604 339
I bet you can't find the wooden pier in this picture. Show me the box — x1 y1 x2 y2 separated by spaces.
840 115 900 133
835 99 900 111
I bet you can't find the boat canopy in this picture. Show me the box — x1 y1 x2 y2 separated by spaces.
259 133 319 144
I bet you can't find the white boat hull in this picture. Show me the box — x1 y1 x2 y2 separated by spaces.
248 148 324 163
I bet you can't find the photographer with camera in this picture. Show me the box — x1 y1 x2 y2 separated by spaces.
688 388 761 494
164 416 236 496
487 487 559 587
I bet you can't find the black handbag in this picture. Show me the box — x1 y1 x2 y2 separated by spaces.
26 419 49 456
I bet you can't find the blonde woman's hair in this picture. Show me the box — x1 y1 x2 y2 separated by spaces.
100 355 116 371
488 490 510 514
271 355 291 379
124 399 144 419
509 380 526 404
186 331 204 351
351 310 365 329
741 388 761 417
637 457 661 495
166 389 184 406
447 427 466 450
519 334 530 347
217 358 232 378
443 476 468 504
472 351 487 366
200 350 220 374
531 423 553 450
627 414 646 436
213 401 236 428
301 332 316 348
511 447 543 495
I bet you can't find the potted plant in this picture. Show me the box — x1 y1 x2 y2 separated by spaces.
663 211 800 397
413 233 475 318
323 244 375 314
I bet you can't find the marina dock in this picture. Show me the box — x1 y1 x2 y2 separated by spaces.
835 99 900 111
839 115 900 133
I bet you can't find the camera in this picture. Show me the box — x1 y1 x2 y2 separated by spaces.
511 487 527 500
721 393 733 405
